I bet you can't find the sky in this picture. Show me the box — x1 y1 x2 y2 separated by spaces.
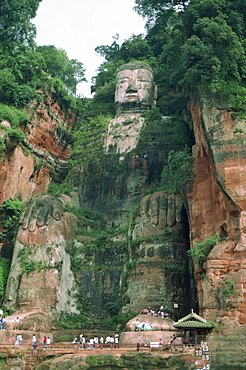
33 0 146 97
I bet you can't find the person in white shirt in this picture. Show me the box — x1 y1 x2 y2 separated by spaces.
14 317 21 330
99 335 104 349
114 333 119 348
88 338 94 350
32 334 37 344
46 337 51 348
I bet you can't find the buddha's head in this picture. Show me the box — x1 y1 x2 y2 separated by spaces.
115 62 157 114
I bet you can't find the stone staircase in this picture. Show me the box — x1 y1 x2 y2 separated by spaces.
22 351 39 370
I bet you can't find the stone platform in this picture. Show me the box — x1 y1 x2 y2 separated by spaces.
121 315 180 345
125 315 176 332
120 331 181 346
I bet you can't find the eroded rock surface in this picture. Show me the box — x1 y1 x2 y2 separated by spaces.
123 191 191 316
0 96 72 204
188 92 246 334
5 196 79 317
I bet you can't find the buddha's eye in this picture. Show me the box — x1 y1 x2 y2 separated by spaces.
118 78 129 84
137 78 150 83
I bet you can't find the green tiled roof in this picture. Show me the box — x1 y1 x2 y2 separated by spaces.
174 320 213 328
173 310 213 329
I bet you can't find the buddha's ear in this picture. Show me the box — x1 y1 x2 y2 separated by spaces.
151 84 158 108
154 84 158 100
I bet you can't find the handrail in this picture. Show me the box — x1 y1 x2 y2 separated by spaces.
0 342 185 351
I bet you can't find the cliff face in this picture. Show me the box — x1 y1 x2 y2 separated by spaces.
188 91 246 334
0 96 72 204
0 96 78 322
2 86 246 338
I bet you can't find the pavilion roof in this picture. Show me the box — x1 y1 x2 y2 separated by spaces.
173 310 213 329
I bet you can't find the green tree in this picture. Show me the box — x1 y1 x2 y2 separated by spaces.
95 40 120 63
181 14 246 94
92 34 156 104
119 34 153 62
134 0 188 20
95 34 153 64
0 0 42 50
134 0 246 114
37 45 86 95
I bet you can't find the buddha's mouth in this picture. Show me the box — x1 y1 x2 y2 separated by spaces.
125 94 138 98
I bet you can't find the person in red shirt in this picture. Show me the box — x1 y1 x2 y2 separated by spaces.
43 336 47 350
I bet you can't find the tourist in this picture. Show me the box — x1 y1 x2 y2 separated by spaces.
136 343 140 352
32 342 38 355
99 335 104 349
88 338 94 350
110 336 114 349
14 317 21 330
114 333 119 348
46 337 51 348
94 336 99 349
159 339 163 351
79 334 84 349
72 337 78 349
15 333 22 346
18 333 22 345
105 335 111 348
1 317 6 330
43 336 47 350
82 336 86 349
135 318 140 331
32 334 37 345
168 334 177 348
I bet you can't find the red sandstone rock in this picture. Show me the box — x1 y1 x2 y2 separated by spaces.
188 92 246 334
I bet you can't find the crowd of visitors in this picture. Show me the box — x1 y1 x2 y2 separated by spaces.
73 333 120 350
140 306 170 319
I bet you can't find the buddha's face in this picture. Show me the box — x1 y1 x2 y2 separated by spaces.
115 67 155 108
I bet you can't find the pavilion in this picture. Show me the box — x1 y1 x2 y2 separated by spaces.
173 309 213 346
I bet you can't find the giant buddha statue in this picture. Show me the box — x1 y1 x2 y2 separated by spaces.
106 61 157 154
4 61 191 324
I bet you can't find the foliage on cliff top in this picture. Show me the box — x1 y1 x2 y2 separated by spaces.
133 0 246 115
36 45 86 96
0 104 28 128
0 0 86 111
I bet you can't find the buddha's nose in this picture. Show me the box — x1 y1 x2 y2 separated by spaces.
126 80 138 93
